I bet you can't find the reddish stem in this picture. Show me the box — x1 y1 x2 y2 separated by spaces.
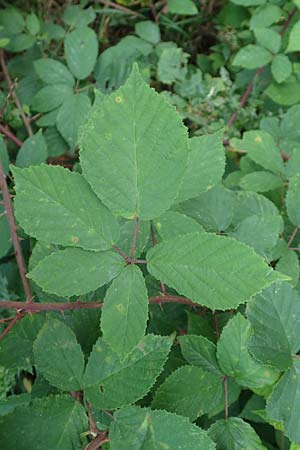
0 50 33 137
288 227 298 248
0 160 32 302
0 313 23 340
0 123 23 147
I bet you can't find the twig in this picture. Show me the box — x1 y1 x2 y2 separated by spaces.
288 227 298 248
0 124 23 147
0 80 16 119
0 313 23 340
130 216 139 260
0 50 33 137
226 7 298 130
84 432 108 450
0 160 32 302
96 0 143 16
0 294 198 313
0 300 103 312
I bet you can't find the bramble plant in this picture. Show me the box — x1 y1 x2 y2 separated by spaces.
1 1 300 450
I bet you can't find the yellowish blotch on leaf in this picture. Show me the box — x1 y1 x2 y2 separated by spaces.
115 96 123 103
255 135 262 143
72 236 79 243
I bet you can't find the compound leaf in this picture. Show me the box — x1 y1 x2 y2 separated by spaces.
208 417 267 450
33 317 85 391
217 313 279 390
247 282 300 370
28 248 124 297
266 361 300 445
64 27 98 80
147 232 285 310
83 334 172 409
175 131 225 203
152 365 240 421
80 64 189 220
12 164 119 251
109 405 215 450
0 395 88 450
101 265 149 358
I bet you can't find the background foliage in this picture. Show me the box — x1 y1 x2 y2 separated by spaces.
1 0 300 449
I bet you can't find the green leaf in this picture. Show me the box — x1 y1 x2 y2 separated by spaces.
168 0 198 15
62 5 95 28
254 28 281 54
12 164 119 251
286 175 300 227
239 171 282 192
208 417 267 450
286 20 300 53
26 12 40 36
0 394 31 417
34 58 75 86
33 317 85 391
230 214 283 256
154 211 205 240
64 27 98 80
31 84 73 112
6 34 35 53
15 130 47 168
267 361 300 445
247 282 300 370
276 248 299 287
231 131 284 174
0 8 24 34
0 395 88 450
266 79 300 106
250 4 282 28
28 248 124 297
0 314 45 371
175 131 226 203
110 405 216 450
232 191 281 226
179 334 222 375
157 47 188 84
135 20 160 44
44 126 68 157
232 45 272 69
147 232 285 310
152 365 240 420
101 265 148 358
217 313 279 390
83 334 172 409
271 54 292 83
80 64 189 220
177 184 235 232
56 93 91 151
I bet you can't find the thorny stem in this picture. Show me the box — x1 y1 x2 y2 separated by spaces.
288 227 298 248
0 123 23 147
0 295 198 314
0 160 32 303
84 432 108 450
0 313 24 340
0 50 33 137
